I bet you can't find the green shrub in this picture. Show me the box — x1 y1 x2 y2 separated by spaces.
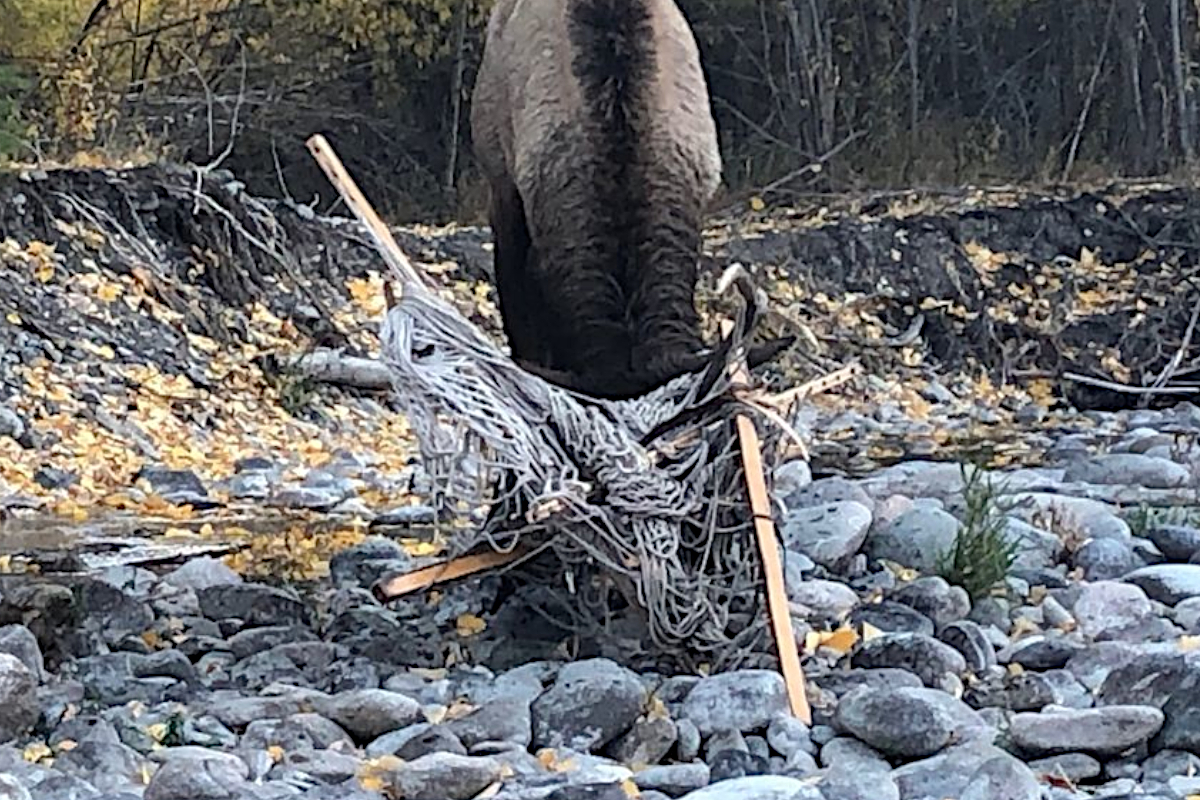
936 463 1019 600
0 63 31 161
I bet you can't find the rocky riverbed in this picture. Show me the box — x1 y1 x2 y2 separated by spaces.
4 166 1200 799
0 397 1199 799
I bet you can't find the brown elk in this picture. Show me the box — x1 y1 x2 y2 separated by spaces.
470 0 789 400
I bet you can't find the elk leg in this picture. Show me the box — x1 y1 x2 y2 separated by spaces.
489 180 553 368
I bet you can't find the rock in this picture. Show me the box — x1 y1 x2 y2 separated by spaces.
241 713 353 751
675 720 701 762
851 602 934 636
850 633 966 688
781 476 872 512
202 692 320 729
1009 705 1164 756
607 715 676 766
367 723 466 760
144 747 251 800
708 749 769 781
1063 453 1190 488
765 714 810 759
0 654 38 740
54 739 150 794
1027 753 1102 782
531 659 646 751
1142 748 1200 782
269 485 347 511
1074 581 1153 638
315 689 423 741
703 729 747 761
679 670 788 737
814 668 924 697
226 625 318 661
33 466 75 490
372 505 439 526
1001 635 1083 671
329 536 414 589
229 641 342 691
891 740 1018 800
135 465 214 505
0 407 26 442
890 577 971 628
1002 519 1063 569
381 752 503 800
959 756 1042 800
161 558 242 591
225 471 271 500
0 625 43 681
781 502 872 567
676 775 822 800
867 507 960 572
196 583 309 628
820 766 898 800
1125 565 1200 604
1157 674 1200 752
448 697 533 748
634 763 710 795
1145 525 1200 562
834 686 990 759
785 579 859 620
938 621 996 672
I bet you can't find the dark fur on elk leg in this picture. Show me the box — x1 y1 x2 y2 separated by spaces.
489 179 557 369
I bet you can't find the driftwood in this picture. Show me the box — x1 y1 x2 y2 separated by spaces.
286 349 394 391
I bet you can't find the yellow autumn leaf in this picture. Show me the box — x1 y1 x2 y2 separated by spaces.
34 263 54 283
146 723 169 742
402 539 443 557
820 626 860 654
94 284 121 303
749 196 765 212
537 748 578 773
621 778 641 797
456 613 487 638
268 745 285 762
23 742 52 763
6 312 21 325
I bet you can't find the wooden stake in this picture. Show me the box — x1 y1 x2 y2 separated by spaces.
305 134 425 290
373 547 530 603
723 320 812 724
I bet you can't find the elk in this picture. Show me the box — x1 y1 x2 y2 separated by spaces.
470 0 789 399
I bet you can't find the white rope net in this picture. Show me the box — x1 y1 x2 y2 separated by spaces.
377 263 788 669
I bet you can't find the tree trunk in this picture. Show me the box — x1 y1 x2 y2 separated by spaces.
1170 0 1194 163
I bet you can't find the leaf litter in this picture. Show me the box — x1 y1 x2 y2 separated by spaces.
1 166 1198 582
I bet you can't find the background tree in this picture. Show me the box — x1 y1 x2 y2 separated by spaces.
0 0 1196 221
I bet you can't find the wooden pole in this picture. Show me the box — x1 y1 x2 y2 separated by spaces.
305 134 426 290
723 320 812 724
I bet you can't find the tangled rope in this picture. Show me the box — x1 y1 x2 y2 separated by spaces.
375 256 791 667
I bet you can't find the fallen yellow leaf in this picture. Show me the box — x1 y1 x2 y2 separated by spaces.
456 613 487 638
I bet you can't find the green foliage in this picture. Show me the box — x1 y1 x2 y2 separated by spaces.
1126 503 1200 538
936 464 1019 600
0 64 30 160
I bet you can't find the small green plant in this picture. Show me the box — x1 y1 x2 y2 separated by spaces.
1126 502 1200 538
0 63 31 161
936 462 1019 600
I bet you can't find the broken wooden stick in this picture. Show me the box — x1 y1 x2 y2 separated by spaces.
305 134 426 292
722 319 812 724
373 547 531 603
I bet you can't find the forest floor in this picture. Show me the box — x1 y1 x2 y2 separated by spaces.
0 164 1199 799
